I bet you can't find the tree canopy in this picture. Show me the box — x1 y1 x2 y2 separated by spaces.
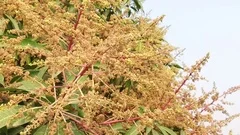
0 0 239 135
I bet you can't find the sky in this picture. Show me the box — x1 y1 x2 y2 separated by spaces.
143 0 240 134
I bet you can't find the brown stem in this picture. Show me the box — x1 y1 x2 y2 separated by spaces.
100 117 141 125
161 59 207 111
63 113 98 135
200 100 215 113
184 104 193 110
161 72 193 110
62 69 67 83
67 37 74 51
74 9 83 30
73 64 91 83
199 93 226 113
68 8 83 51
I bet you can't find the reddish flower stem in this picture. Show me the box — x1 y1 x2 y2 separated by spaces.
161 59 206 111
199 92 227 113
161 71 193 110
74 9 83 30
73 64 91 83
184 104 193 110
63 113 98 135
68 8 83 51
174 72 193 94
67 37 74 51
200 100 215 113
74 120 98 135
100 117 141 125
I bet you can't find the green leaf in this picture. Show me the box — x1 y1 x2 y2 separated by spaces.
167 63 184 70
3 33 17 38
159 129 168 135
65 70 76 82
18 79 44 92
59 39 68 50
152 129 160 135
0 126 8 135
37 67 48 80
77 108 84 118
77 75 88 84
0 74 4 86
124 79 132 89
162 127 177 135
52 71 62 78
21 37 46 49
130 6 137 12
9 115 33 128
133 0 142 11
7 126 24 135
56 122 64 135
68 4 77 13
10 75 22 83
0 87 25 94
0 18 6 36
93 61 106 70
145 127 152 134
0 105 22 128
71 123 85 135
128 10 132 17
8 107 40 128
112 123 123 131
33 125 49 135
70 104 84 118
136 41 144 52
41 95 55 104
125 125 138 135
5 14 20 30
25 54 31 65
180 130 186 135
138 106 145 114
27 69 40 77
171 63 184 70
156 124 177 135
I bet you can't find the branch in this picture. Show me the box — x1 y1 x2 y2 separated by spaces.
74 9 83 30
73 64 91 84
68 8 83 51
161 56 208 110
100 117 141 125
63 113 98 135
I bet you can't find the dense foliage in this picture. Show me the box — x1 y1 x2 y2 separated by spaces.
0 0 239 135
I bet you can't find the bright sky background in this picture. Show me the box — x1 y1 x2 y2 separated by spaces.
143 0 240 134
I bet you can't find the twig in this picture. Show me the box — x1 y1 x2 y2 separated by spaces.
63 112 98 135
173 48 186 59
68 8 83 51
62 111 83 120
74 8 83 30
91 65 95 89
96 76 114 92
161 57 207 110
62 69 67 83
73 64 91 84
53 78 57 100
100 117 141 125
